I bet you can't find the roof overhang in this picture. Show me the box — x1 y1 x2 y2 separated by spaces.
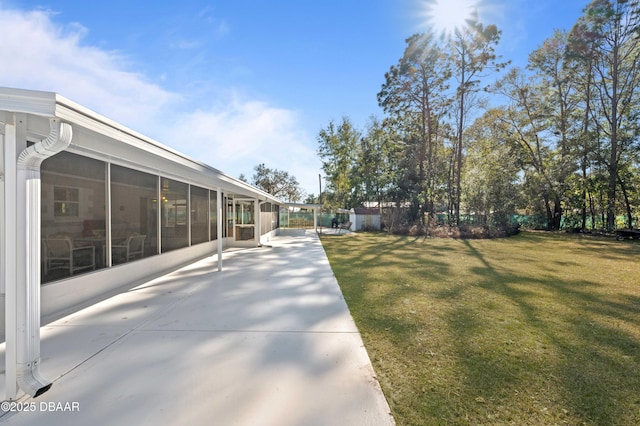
285 203 322 210
0 87 282 205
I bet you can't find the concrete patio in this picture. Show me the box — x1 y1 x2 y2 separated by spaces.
0 229 393 425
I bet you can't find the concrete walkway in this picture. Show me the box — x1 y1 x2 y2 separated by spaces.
0 229 394 425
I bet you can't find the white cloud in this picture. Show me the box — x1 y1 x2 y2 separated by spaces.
0 5 320 195
0 7 177 130
164 95 321 195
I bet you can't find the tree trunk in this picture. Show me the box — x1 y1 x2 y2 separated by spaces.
543 194 553 230
552 196 563 230
581 162 587 230
618 177 634 229
606 36 620 231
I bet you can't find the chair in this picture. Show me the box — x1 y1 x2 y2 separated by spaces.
338 221 352 234
112 234 146 264
43 236 96 276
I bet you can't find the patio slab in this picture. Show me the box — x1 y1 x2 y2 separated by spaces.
0 230 394 425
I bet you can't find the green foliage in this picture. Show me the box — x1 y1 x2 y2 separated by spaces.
317 117 360 209
377 33 451 223
462 109 520 227
249 163 304 202
351 117 397 206
316 1 640 231
567 0 640 229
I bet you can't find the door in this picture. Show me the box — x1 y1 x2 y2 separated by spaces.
234 199 256 242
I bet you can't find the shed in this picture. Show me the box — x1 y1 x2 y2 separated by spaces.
349 208 381 231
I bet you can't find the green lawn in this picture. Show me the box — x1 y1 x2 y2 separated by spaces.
320 231 640 426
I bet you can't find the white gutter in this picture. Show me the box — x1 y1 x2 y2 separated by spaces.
11 118 72 398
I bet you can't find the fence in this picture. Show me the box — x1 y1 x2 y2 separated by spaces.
279 211 349 228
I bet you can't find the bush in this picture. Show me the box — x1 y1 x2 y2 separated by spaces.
388 223 520 239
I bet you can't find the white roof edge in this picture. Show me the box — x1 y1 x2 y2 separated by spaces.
286 203 322 208
0 87 57 117
0 87 282 205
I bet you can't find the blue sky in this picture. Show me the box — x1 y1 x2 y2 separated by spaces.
1 0 588 195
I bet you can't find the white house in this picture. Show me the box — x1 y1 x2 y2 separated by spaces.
0 87 282 398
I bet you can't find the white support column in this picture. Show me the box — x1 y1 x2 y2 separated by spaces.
207 190 211 242
157 176 162 255
3 121 18 399
217 189 222 271
187 184 192 247
255 198 261 246
105 163 112 268
314 206 318 233
0 125 6 296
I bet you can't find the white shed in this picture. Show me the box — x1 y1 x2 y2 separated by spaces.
349 208 381 231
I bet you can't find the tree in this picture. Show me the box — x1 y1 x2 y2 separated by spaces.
526 29 582 229
377 32 451 223
303 193 318 204
493 68 564 229
567 20 601 229
352 117 397 208
447 17 508 225
317 117 360 209
571 0 640 230
250 163 304 202
463 109 521 227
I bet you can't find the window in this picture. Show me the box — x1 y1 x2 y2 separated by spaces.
110 165 158 264
235 201 254 225
190 185 209 245
54 186 79 217
161 178 189 252
226 197 233 238
210 190 218 241
41 152 106 283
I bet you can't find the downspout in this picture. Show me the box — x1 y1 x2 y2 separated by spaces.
13 118 72 397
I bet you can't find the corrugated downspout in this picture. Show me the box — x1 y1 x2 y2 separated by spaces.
14 118 72 397
18 119 73 170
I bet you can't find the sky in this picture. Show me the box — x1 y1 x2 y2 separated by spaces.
0 0 590 196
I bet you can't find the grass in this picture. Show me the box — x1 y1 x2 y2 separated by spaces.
319 231 640 426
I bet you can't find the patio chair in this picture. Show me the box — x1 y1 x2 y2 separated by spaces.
112 234 146 263
43 236 96 276
338 221 352 234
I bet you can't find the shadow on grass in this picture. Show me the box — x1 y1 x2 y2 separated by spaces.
321 233 453 310
322 232 640 425
459 239 640 425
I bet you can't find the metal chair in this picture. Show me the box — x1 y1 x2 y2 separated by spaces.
43 236 96 276
112 234 146 264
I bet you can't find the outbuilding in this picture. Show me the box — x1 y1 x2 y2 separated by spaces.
349 208 381 231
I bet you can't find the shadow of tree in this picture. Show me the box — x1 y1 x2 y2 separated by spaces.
458 239 640 425
321 232 640 425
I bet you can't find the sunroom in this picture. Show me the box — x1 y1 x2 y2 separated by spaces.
1 86 282 337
